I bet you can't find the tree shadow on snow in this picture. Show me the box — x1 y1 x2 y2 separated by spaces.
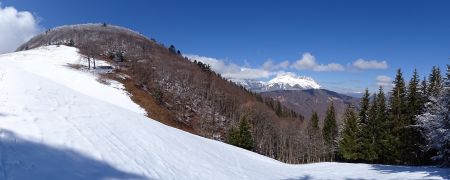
284 175 314 180
0 130 148 180
283 163 450 180
0 113 15 117
368 164 450 180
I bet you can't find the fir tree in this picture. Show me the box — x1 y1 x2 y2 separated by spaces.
238 117 254 150
388 68 408 164
339 106 360 161
417 65 450 167
227 116 254 151
309 111 320 131
359 89 370 125
428 66 443 98
420 76 429 108
407 68 423 117
356 89 376 161
227 126 240 147
402 68 425 164
307 111 322 162
363 93 378 162
323 103 338 161
374 86 390 163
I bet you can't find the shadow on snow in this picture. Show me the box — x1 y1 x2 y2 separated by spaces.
0 129 148 180
283 163 450 180
369 164 450 180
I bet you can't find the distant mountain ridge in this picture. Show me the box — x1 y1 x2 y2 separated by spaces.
260 89 360 122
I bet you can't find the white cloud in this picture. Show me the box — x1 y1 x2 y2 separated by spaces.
0 4 42 54
376 75 393 88
352 59 388 70
184 54 273 80
291 53 316 70
291 52 345 72
314 63 345 72
263 59 289 71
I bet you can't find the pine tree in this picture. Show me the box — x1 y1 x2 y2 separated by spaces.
388 68 408 164
227 116 254 151
359 89 370 125
356 89 376 161
441 65 450 166
428 66 443 98
374 86 390 163
311 111 319 130
420 76 429 108
417 65 450 167
323 103 338 161
238 117 254 150
364 93 378 162
339 105 360 161
407 69 423 117
402 68 425 164
227 126 240 146
307 111 322 162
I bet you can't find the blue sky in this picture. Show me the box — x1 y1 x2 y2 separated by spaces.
2 0 449 93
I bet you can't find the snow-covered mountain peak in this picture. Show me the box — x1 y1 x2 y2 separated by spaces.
267 72 321 89
231 72 321 92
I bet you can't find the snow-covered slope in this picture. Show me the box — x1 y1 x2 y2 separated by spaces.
231 72 321 92
0 46 448 180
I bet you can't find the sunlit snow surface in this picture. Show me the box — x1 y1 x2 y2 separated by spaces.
0 46 448 179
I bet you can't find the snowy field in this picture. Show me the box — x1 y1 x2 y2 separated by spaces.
0 46 448 179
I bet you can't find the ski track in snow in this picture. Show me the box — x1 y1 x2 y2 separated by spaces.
0 46 449 180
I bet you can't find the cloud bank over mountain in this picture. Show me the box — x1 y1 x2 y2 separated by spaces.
0 4 42 54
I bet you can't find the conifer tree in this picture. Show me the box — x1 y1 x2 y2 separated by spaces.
420 76 429 107
364 93 378 161
428 66 443 98
238 117 254 150
339 106 360 161
307 111 322 162
417 65 450 167
356 89 375 161
227 116 254 151
388 68 408 164
227 126 240 147
323 103 338 161
359 89 370 125
407 69 423 117
402 68 425 164
311 112 319 130
374 86 389 163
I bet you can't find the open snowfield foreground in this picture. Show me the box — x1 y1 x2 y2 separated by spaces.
0 46 448 179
